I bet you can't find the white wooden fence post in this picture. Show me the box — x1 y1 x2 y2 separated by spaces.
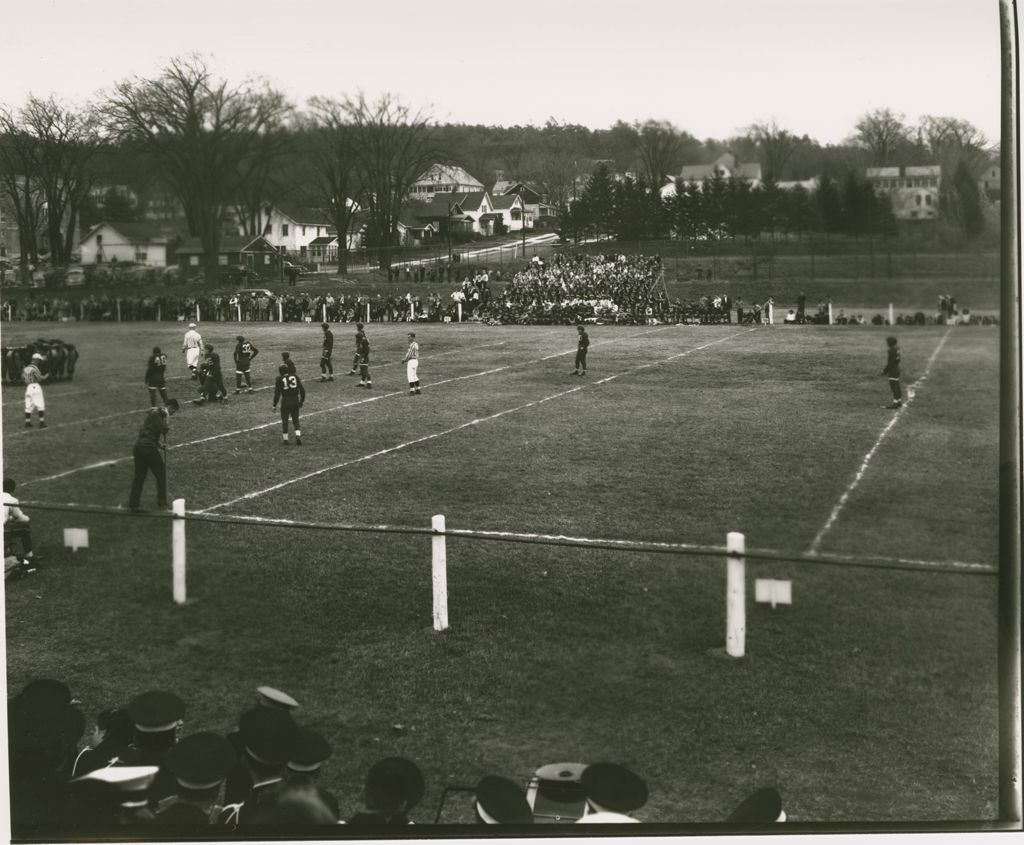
195 303 200 322
157 303 161 322
366 302 370 324
766 299 774 325
278 300 284 323
116 299 121 322
172 498 187 605
80 301 84 321
826 302 833 325
322 303 327 323
888 303 895 326
432 514 449 631
236 303 242 322
725 531 746 658
457 302 463 323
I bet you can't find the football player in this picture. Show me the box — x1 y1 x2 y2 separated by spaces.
319 323 334 382
145 346 170 407
233 335 259 394
273 364 306 445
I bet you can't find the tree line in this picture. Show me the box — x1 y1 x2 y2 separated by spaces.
0 56 996 283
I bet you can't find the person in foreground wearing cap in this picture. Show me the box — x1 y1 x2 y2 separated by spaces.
218 706 301 827
181 322 203 379
224 686 301 805
127 398 179 513
726 786 786 824
22 351 48 427
319 322 334 381
8 680 86 826
474 775 534 825
580 761 648 820
68 765 160 826
154 731 237 823
72 706 139 777
125 690 186 806
233 334 259 394
287 726 332 779
347 756 424 825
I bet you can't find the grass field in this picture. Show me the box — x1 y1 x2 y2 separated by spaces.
2 317 1001 826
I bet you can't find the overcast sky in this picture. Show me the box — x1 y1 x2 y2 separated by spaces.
0 0 1002 147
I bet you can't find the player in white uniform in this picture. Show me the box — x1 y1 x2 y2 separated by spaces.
182 323 204 379
23 353 47 428
403 333 421 395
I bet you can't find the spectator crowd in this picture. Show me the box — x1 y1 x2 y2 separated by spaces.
5 676 788 833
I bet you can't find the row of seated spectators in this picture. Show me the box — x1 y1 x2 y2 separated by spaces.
7 677 787 833
478 254 670 325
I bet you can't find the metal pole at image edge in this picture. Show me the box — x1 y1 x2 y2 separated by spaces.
998 0 1022 825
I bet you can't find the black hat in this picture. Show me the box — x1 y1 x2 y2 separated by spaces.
364 756 424 814
321 323 329 330
236 335 244 341
726 787 786 823
162 732 237 790
581 762 648 814
475 775 533 824
19 678 72 707
8 694 85 751
287 727 332 773
356 323 364 330
238 706 300 765
126 690 185 734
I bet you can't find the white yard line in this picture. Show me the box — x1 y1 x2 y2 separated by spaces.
199 330 752 513
806 329 953 555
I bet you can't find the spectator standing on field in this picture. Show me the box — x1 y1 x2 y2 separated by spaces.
144 347 170 408
572 325 589 376
319 323 334 382
182 323 203 379
273 365 305 446
882 335 903 409
127 399 179 512
403 332 421 395
23 352 47 427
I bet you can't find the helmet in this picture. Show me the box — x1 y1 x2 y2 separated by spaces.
31 353 44 361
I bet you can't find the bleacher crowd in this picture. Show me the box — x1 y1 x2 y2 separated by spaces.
6 677 786 832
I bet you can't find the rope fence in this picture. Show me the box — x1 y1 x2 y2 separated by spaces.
14 498 997 660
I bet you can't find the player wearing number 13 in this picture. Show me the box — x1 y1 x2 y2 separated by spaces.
273 365 306 446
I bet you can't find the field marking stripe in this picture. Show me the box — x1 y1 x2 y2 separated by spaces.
18 330 686 486
199 329 753 513
807 329 953 555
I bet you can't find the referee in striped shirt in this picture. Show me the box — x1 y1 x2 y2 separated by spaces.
403 333 421 395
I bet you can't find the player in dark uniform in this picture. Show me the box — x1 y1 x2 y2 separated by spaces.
349 323 366 375
273 364 306 445
319 323 334 382
356 328 371 389
233 335 259 395
572 325 589 376
144 347 170 408
281 351 297 375
195 343 228 404
128 399 179 512
882 335 903 409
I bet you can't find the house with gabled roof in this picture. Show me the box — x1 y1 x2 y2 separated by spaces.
176 234 280 278
491 193 526 232
408 164 485 200
491 180 558 229
244 203 334 256
866 165 941 220
79 221 179 267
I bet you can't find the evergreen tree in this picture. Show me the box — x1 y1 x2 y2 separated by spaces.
951 159 985 238
815 174 843 234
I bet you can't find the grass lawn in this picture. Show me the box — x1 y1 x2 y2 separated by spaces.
2 317 1001 826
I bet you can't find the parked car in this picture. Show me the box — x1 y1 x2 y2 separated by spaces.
65 266 86 287
235 288 276 299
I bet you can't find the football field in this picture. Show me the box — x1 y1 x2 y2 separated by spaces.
2 319 1001 824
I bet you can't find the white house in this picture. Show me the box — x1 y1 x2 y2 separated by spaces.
246 204 334 256
866 165 941 220
660 152 764 199
79 221 173 267
409 164 485 200
491 193 527 231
